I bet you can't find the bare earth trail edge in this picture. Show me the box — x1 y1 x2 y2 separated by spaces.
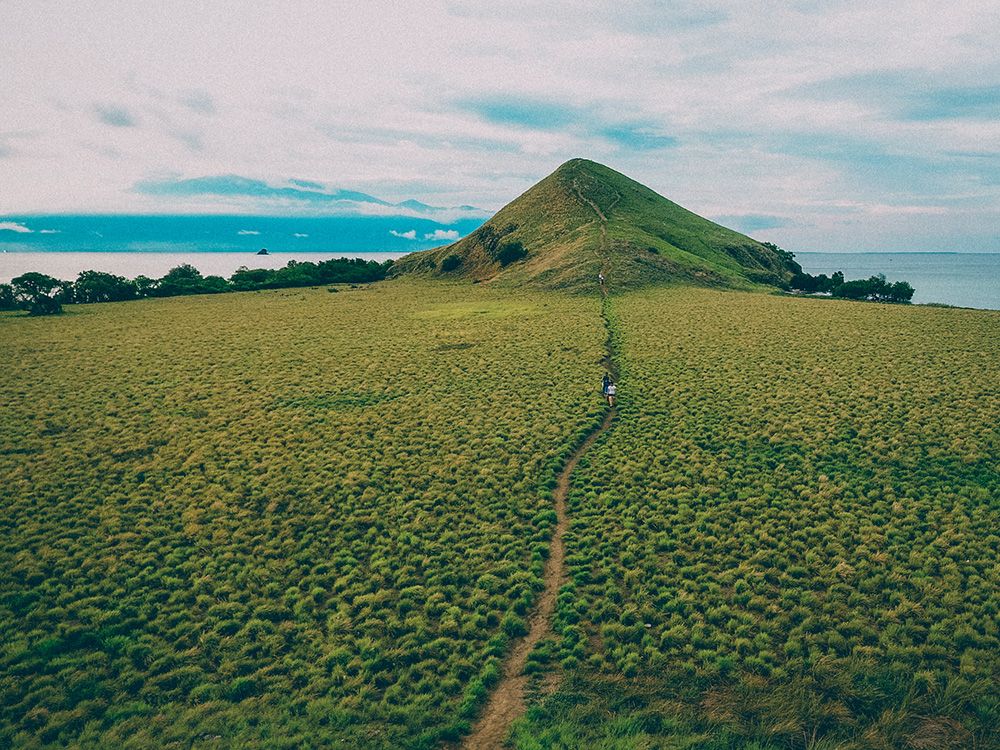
460 403 616 750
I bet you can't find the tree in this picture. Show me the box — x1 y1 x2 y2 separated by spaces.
791 271 846 294
154 264 229 296
10 272 66 315
888 280 915 303
229 267 274 291
159 264 202 285
831 274 914 303
762 241 802 275
0 283 16 311
795 270 913 303
228 259 389 291
833 278 875 300
74 270 137 303
200 275 230 293
315 257 389 283
134 275 158 297
55 281 74 305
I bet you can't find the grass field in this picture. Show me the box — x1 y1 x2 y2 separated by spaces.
0 280 604 748
2 280 997 749
513 288 1000 749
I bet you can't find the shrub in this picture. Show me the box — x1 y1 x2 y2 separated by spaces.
501 613 529 638
440 254 463 272
497 241 528 266
227 677 261 701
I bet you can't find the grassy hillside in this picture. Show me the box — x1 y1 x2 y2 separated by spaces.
512 288 1000 749
391 159 797 292
0 281 605 748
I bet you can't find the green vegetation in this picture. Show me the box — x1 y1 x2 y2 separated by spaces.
792 270 915 304
833 274 915 303
515 287 999 749
439 253 463 273
0 183 982 748
0 280 605 748
0 258 391 316
391 159 799 291
3 272 72 315
791 270 846 294
4 279 991 749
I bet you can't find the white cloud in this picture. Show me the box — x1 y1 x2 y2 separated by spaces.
0 221 32 233
424 229 460 241
1 1 998 249
390 229 417 240
237 229 260 235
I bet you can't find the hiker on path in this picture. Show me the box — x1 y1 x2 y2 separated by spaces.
602 372 611 396
598 271 606 287
605 381 616 407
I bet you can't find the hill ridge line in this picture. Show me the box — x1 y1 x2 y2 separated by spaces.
391 158 797 291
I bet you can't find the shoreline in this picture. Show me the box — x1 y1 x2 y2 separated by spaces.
1 250 997 311
0 250 408 285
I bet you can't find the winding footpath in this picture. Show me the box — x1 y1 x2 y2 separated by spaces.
571 179 620 287
461 407 615 750
462 186 620 749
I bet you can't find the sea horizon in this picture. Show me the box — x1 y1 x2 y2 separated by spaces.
2 248 997 311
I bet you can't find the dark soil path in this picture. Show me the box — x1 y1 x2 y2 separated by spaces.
571 179 619 297
460 406 616 749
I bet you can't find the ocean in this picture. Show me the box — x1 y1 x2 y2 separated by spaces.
0 213 479 286
795 252 999 310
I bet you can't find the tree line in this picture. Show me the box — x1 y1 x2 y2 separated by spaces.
791 270 915 303
0 257 393 315
752 243 917 303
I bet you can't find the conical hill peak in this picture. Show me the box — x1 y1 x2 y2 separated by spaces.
390 159 797 292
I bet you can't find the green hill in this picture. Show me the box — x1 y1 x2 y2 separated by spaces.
390 158 799 291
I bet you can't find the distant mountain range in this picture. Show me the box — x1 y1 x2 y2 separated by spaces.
132 174 490 221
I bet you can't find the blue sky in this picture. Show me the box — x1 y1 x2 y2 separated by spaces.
1 0 998 251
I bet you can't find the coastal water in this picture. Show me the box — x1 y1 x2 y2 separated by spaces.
1 215 997 310
796 252 999 310
0 214 483 256
0 213 476 285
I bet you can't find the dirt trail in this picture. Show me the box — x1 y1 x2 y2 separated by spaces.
461 180 621 749
571 179 619 297
461 407 615 750
572 185 608 223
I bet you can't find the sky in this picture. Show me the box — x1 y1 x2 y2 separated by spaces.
2 0 999 252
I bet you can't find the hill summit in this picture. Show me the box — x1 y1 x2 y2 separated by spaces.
390 159 799 291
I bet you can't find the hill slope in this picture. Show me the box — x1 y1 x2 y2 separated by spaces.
390 159 798 291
